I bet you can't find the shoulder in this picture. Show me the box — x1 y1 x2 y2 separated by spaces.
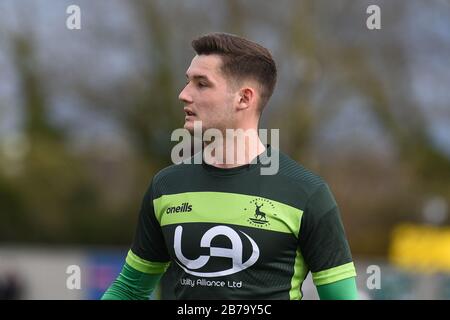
150 156 200 197
154 152 202 181
277 151 329 197
153 163 187 184
274 151 338 215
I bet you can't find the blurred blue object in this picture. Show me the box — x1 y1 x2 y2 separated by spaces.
85 251 124 300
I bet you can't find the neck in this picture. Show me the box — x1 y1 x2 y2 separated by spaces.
203 126 266 168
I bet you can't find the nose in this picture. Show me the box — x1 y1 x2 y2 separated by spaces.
178 85 192 104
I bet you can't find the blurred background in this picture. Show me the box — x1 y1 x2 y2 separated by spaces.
0 0 449 300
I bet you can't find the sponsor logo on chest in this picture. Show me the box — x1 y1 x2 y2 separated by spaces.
166 202 192 214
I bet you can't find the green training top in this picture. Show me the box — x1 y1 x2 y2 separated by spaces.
128 147 356 300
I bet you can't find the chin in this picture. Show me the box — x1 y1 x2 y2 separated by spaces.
184 122 195 135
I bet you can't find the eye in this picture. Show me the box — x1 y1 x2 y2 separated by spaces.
197 82 207 88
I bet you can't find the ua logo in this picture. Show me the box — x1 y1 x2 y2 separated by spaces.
174 225 259 277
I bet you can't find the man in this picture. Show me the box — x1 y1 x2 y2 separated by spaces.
102 33 357 300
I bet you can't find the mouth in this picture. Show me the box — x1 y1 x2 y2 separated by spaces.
184 108 196 117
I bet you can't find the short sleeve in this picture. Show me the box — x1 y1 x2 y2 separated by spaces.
128 181 171 274
299 184 356 286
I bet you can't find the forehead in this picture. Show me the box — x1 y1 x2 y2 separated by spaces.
186 54 224 80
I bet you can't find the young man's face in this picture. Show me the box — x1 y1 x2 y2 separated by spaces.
179 54 236 134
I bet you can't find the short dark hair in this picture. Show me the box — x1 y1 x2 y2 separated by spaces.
191 32 277 113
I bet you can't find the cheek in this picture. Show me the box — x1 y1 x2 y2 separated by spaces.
197 90 233 118
200 94 221 112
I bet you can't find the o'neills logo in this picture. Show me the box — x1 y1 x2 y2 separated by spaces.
166 203 192 214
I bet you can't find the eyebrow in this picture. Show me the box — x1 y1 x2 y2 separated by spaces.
185 74 212 82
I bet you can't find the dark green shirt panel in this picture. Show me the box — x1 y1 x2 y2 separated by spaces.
131 180 171 263
299 184 353 272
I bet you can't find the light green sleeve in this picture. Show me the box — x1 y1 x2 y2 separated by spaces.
316 277 358 300
101 262 164 300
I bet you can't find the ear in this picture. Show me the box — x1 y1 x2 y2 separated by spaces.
236 87 255 111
